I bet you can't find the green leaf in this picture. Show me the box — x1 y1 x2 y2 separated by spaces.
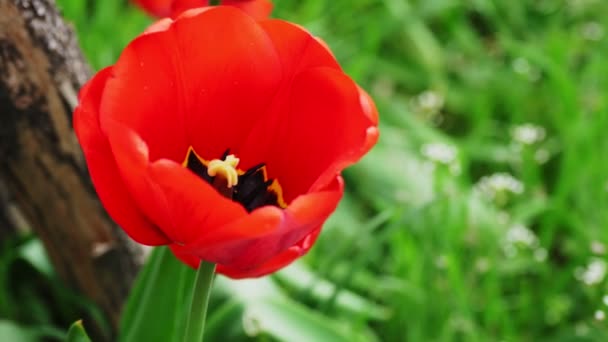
0 320 63 342
0 320 38 342
218 277 378 342
65 321 91 342
17 239 53 277
119 247 195 342
121 248 376 342
244 296 375 342
276 263 391 321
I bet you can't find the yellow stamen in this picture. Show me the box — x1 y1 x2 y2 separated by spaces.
207 155 240 188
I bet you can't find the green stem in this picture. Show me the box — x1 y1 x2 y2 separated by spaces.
184 260 216 342
209 0 221 5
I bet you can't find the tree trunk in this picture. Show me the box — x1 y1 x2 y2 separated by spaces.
0 0 143 337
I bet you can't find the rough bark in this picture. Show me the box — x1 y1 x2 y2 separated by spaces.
0 0 143 337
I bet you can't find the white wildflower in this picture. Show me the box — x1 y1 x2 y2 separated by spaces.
595 310 605 321
435 255 448 269
591 241 606 255
581 22 604 41
511 123 546 145
417 90 444 113
575 259 607 286
476 173 524 204
242 309 263 336
512 58 532 75
512 58 541 81
421 143 457 165
502 224 542 258
505 224 538 247
475 257 490 273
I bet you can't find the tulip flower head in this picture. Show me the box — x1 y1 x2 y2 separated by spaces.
74 7 378 278
132 0 273 19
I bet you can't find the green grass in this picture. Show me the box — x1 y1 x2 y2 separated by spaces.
7 0 608 341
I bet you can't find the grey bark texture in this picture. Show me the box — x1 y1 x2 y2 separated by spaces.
0 0 143 337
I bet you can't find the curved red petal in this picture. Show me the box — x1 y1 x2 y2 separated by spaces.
175 226 322 278
170 243 199 268
104 122 177 239
105 119 247 245
258 19 341 77
217 247 300 278
173 7 281 161
236 19 343 172
238 20 377 197
243 67 378 202
74 68 170 245
175 205 282 265
172 224 322 278
143 17 174 34
307 83 379 193
148 158 248 244
177 176 343 271
169 0 203 18
101 7 281 164
99 29 188 163
218 221 323 278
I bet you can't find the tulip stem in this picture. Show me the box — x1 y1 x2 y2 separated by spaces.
184 260 216 342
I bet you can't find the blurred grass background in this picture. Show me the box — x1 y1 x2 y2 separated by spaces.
2 0 608 341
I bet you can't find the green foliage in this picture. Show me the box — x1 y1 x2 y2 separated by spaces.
66 321 91 342
119 247 194 342
0 238 97 341
0 320 48 342
120 247 378 341
8 0 606 341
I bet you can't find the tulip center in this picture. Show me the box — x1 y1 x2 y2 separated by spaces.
183 147 287 212
206 154 240 198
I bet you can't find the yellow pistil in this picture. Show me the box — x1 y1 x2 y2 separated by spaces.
207 154 240 188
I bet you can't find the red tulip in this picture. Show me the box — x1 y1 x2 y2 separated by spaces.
74 7 378 278
132 0 273 19
131 0 173 18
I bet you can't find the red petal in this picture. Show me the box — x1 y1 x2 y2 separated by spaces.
238 20 377 200
173 234 316 278
221 0 273 19
143 17 174 34
148 158 248 244
218 248 301 278
175 176 343 272
169 0 204 18
74 68 170 245
100 7 281 164
174 7 281 161
174 219 325 278
236 19 343 172
105 120 247 244
99 29 188 163
169 243 199 268
242 67 378 202
133 0 173 17
103 122 176 239
218 224 323 278
170 0 273 19
258 19 341 77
